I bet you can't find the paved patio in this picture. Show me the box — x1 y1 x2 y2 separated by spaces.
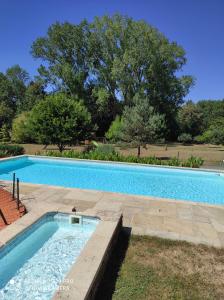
4 181 224 248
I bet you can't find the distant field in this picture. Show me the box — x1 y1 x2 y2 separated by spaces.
18 143 224 169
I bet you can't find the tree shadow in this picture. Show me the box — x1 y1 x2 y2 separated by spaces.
95 227 131 300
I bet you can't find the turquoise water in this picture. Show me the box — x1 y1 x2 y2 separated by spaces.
0 156 224 204
0 213 99 300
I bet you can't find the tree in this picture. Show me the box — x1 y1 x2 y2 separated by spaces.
0 102 14 129
5 65 30 111
178 101 203 137
198 117 224 145
31 21 90 99
121 94 166 157
89 14 193 138
29 93 92 151
11 112 34 143
105 115 123 142
22 80 46 111
197 99 224 131
31 14 193 137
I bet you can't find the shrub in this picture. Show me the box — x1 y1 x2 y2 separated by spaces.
105 116 123 142
0 144 24 157
46 150 203 168
11 112 34 143
0 124 11 143
177 133 193 144
181 156 204 168
92 144 116 155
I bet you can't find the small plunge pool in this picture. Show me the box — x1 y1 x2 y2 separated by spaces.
0 213 99 300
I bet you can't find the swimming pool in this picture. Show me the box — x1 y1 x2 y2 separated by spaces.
0 212 99 300
0 156 224 205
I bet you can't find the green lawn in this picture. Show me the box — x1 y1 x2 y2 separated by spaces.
96 231 224 300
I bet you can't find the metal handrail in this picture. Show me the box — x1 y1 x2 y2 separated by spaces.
16 178 20 210
0 209 7 225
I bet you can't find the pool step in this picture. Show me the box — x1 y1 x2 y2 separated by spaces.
0 188 26 230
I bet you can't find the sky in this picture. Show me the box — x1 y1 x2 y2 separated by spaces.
0 0 223 101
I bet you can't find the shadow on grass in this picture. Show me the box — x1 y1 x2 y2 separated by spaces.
95 228 131 300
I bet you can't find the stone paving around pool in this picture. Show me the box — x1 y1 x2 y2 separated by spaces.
2 181 224 248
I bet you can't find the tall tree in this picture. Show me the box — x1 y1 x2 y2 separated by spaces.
31 14 193 137
31 21 90 99
5 65 30 111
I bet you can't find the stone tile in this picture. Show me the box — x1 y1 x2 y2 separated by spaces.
211 219 224 233
164 217 195 236
195 222 219 240
218 232 224 247
65 189 104 202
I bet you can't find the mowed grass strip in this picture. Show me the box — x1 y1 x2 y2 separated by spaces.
96 232 224 300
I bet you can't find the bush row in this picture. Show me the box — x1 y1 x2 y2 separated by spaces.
46 149 204 168
0 144 25 158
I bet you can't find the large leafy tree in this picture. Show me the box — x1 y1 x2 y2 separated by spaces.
31 21 90 99
0 72 17 134
121 93 166 157
5 65 30 111
29 93 92 151
31 14 193 137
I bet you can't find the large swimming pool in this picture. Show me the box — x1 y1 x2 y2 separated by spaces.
0 156 224 205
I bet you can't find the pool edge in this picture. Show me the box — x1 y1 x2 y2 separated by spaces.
0 207 122 300
1 154 223 174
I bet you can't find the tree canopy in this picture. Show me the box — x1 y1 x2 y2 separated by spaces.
31 14 193 137
29 93 92 151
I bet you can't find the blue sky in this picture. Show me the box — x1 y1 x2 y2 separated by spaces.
0 0 223 101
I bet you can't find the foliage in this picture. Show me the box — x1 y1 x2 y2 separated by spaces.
0 144 24 157
11 112 34 143
178 101 203 137
197 99 224 130
22 81 46 111
92 143 116 155
105 116 123 142
31 14 193 136
196 118 224 145
177 133 193 144
0 124 11 143
182 156 204 168
29 93 92 151
5 65 29 112
46 150 203 168
121 94 166 156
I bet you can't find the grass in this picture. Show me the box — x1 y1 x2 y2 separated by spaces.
95 231 224 300
14 142 224 168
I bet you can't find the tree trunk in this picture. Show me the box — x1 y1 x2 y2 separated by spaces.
58 144 64 153
137 145 141 157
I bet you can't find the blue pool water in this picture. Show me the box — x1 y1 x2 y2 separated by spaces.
0 213 99 300
0 156 224 204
